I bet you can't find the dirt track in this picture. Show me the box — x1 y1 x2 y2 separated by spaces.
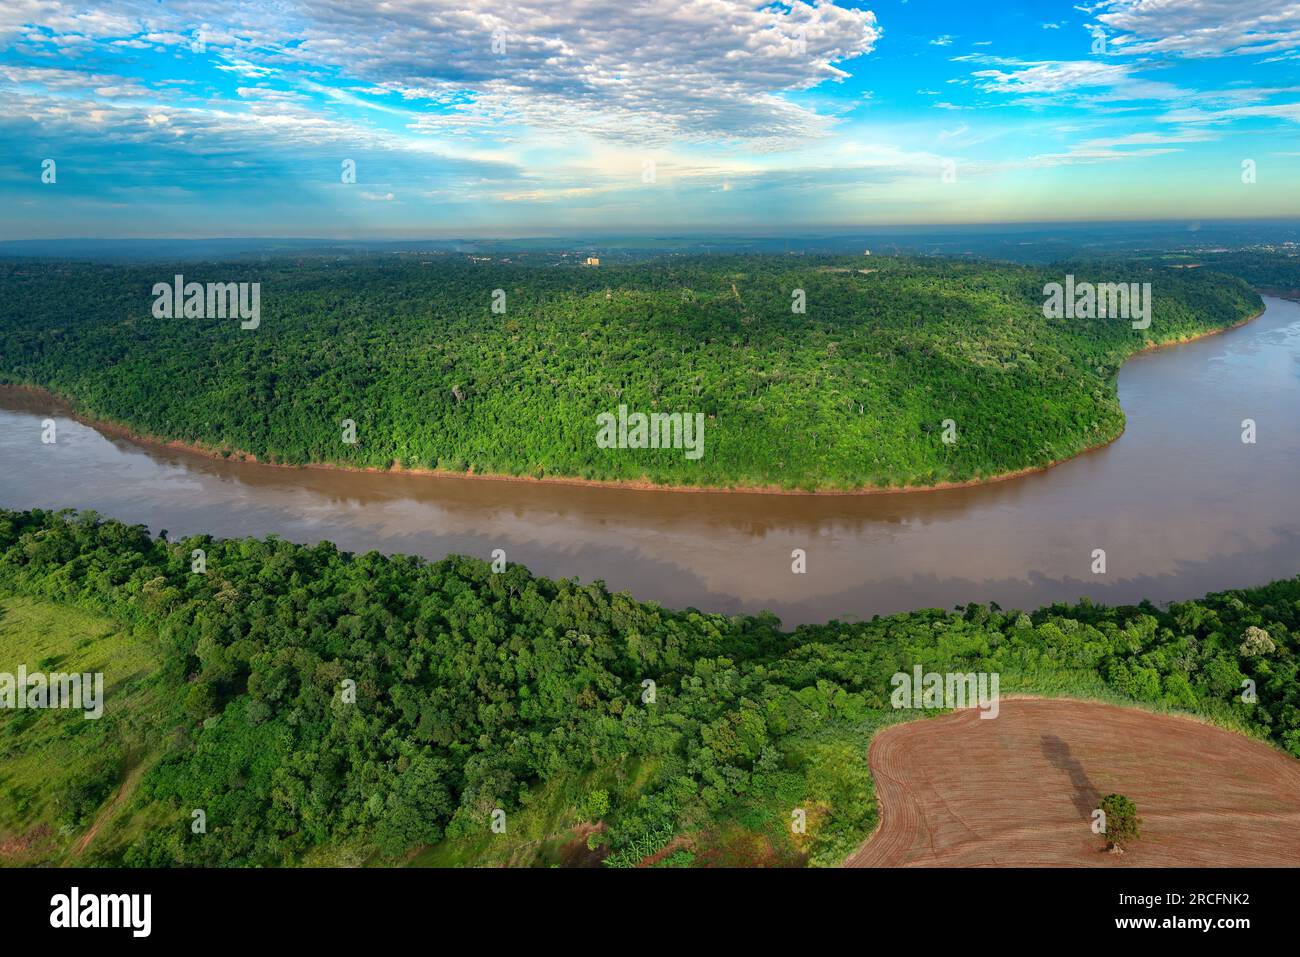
847 698 1300 867
70 759 146 860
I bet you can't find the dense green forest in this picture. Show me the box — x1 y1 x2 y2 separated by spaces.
0 509 1295 867
0 254 1261 490
1154 249 1300 294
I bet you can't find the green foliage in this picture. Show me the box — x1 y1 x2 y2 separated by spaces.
580 788 611 822
0 255 1260 489
655 850 695 867
0 508 1295 867
1182 251 1300 293
55 748 122 827
183 681 217 722
1100 793 1141 847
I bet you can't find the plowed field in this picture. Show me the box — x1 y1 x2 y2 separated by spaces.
847 698 1300 867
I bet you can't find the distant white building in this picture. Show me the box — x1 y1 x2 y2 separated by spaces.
864 249 871 256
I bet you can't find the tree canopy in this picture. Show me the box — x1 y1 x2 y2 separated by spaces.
1 509 1294 866
0 254 1261 490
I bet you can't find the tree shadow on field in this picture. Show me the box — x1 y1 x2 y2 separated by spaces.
1040 734 1100 821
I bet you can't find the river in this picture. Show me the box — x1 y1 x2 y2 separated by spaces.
2 296 1298 626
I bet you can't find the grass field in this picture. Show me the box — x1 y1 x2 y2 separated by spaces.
0 593 172 865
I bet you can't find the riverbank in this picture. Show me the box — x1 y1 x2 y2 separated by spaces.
1 304 1265 498
3 293 1295 627
2 507 1297 870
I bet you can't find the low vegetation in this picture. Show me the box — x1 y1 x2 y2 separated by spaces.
0 593 169 863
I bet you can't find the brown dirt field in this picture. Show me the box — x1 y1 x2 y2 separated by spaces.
558 822 609 867
0 823 53 861
847 698 1300 867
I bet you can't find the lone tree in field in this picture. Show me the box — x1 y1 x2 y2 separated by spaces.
1100 793 1141 852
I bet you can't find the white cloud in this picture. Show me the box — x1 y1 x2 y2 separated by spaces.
5 0 882 148
214 58 276 79
0 0 137 43
1021 128 1218 167
1159 100 1300 125
1097 0 1300 57
0 63 146 95
1024 144 1180 167
972 60 1133 94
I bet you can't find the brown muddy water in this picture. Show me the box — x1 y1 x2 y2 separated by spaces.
2 296 1298 627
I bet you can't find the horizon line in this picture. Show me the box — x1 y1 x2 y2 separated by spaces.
4 216 1300 245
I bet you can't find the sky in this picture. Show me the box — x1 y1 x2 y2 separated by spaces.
2 0 1300 238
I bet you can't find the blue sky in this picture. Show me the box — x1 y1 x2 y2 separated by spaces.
2 0 1299 238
